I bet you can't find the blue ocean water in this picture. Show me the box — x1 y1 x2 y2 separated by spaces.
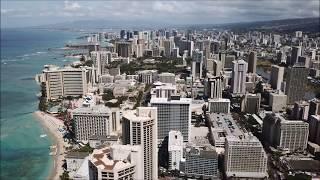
1 28 79 179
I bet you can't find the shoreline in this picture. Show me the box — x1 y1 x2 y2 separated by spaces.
33 111 66 180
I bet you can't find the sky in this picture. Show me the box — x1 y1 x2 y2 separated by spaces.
1 0 319 28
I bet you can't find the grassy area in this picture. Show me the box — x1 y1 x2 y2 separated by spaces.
120 57 185 74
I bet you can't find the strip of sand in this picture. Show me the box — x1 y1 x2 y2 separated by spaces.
34 111 66 180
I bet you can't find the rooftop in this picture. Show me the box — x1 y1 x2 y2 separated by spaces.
150 97 192 104
72 104 111 115
210 113 243 138
90 146 134 171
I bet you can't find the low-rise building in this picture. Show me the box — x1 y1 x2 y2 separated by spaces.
158 72 175 84
168 130 184 170
65 152 90 178
208 98 230 113
137 70 158 84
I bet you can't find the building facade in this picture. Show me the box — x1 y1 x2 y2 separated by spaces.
270 65 284 90
285 66 308 104
150 96 192 142
41 65 90 100
184 146 219 179
121 107 158 180
72 105 112 142
168 130 184 170
231 60 248 94
225 135 268 179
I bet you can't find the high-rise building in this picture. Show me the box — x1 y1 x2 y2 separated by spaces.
290 46 302 66
115 40 132 58
309 115 320 146
269 91 287 112
172 47 179 58
90 51 111 76
242 93 261 114
72 105 115 142
120 30 126 39
184 146 219 179
206 59 214 74
206 76 223 99
213 60 222 76
192 49 204 80
224 55 236 69
219 51 226 68
122 107 158 180
297 56 310 68
163 37 175 57
270 65 284 90
231 60 248 94
41 65 90 101
168 130 184 170
225 135 268 179
295 31 303 38
309 98 320 117
262 113 309 152
248 51 257 74
285 66 308 104
150 95 192 142
292 101 310 120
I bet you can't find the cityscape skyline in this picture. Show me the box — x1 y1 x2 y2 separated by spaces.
1 0 320 179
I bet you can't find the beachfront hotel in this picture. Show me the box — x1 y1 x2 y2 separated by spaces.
121 107 158 180
72 105 116 142
38 65 92 101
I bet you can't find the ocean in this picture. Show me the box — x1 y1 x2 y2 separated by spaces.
0 28 79 179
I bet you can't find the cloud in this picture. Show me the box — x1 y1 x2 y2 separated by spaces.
63 1 81 11
1 0 319 27
1 8 14 14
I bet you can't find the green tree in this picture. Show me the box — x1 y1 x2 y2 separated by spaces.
38 97 48 111
102 89 115 101
133 91 143 109
79 55 85 62
60 171 70 180
76 143 94 153
84 60 93 67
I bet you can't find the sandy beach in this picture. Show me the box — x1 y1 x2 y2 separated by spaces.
34 111 67 180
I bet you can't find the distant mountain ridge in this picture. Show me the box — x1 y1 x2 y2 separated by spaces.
37 17 319 33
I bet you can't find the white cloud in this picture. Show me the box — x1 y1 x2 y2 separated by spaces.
1 0 319 27
153 2 176 13
1 8 14 14
64 1 81 11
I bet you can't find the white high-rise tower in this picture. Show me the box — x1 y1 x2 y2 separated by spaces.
231 59 248 94
122 107 158 180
